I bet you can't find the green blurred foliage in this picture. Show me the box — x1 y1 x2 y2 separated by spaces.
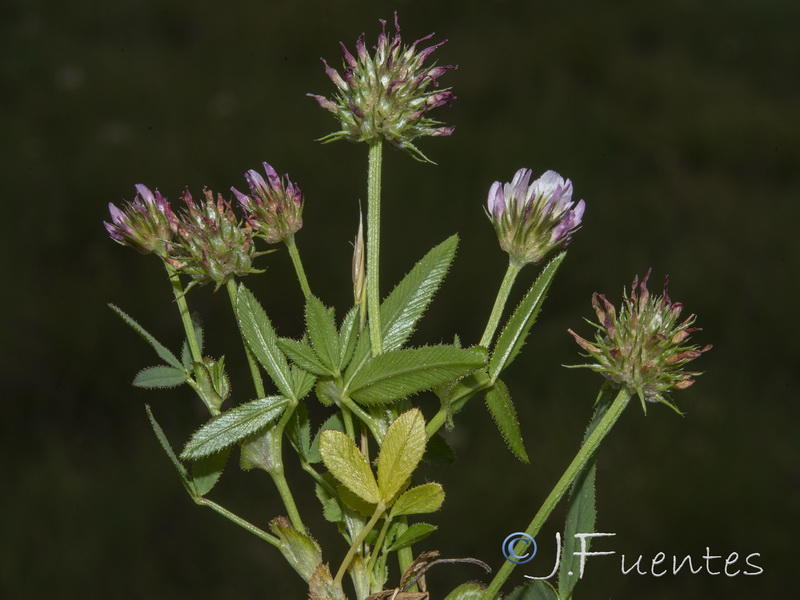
2 0 798 597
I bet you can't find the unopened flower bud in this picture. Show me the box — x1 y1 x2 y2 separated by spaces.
231 162 304 244
104 184 178 256
568 270 712 412
487 169 585 265
309 12 456 162
171 188 261 289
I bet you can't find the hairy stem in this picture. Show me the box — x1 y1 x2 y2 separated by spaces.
269 406 306 532
164 263 202 363
285 234 312 298
334 502 386 586
479 259 524 348
194 496 281 548
480 387 632 600
366 139 384 356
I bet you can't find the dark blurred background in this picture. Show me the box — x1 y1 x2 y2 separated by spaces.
3 0 798 598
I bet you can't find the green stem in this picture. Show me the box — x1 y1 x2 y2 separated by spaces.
285 234 312 298
479 259 524 348
301 460 336 496
164 263 202 363
341 395 384 444
342 404 356 440
367 514 393 576
480 387 632 600
366 139 384 356
226 278 266 398
334 502 386 586
396 519 417 592
194 496 281 548
425 373 494 439
269 407 305 532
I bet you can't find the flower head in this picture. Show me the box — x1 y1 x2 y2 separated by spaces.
309 12 456 162
568 271 712 412
104 184 178 256
170 188 262 290
231 162 304 244
487 169 585 265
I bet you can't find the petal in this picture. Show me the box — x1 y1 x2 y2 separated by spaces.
245 169 269 196
107 202 126 225
134 184 156 205
487 181 505 218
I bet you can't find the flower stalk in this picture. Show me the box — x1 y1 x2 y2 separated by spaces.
480 386 633 600
479 259 524 348
367 139 384 356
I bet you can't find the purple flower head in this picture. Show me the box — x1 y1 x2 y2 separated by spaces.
169 187 261 290
233 162 304 244
103 184 178 256
308 12 457 162
568 270 712 413
486 168 585 265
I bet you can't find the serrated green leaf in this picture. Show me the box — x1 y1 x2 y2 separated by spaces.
347 345 485 405
291 366 316 400
387 522 437 552
190 447 230 496
377 409 427 502
109 304 183 370
308 412 345 463
286 402 312 460
180 396 288 459
278 337 333 376
444 582 486 600
489 252 566 379
306 296 340 373
381 235 458 352
390 482 445 516
338 306 359 370
235 285 293 398
181 314 204 369
485 379 529 463
503 581 560 600
145 405 192 494
319 430 380 504
133 366 188 389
